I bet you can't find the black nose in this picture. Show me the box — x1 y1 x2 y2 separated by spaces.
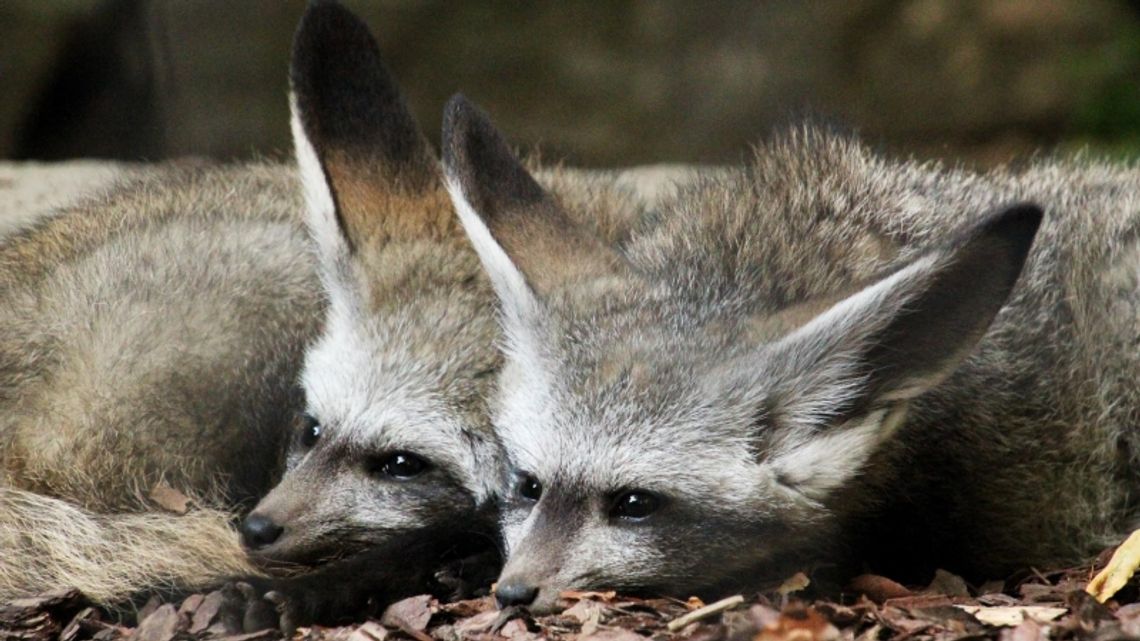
240 513 284 549
495 581 539 608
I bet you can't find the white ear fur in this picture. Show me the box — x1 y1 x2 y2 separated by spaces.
290 92 350 269
757 255 941 499
766 404 907 501
445 176 540 323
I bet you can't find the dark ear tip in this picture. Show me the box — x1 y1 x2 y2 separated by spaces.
443 93 474 121
985 202 1044 250
296 0 348 38
442 94 488 168
293 0 370 65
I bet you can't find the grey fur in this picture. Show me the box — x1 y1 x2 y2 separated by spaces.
447 114 1140 611
0 161 324 601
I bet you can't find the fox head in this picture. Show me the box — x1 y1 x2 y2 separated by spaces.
442 96 1043 612
241 2 501 572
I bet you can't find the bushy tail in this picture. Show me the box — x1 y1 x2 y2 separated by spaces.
0 487 261 604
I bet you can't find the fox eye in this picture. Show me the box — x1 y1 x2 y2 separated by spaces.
518 474 542 501
298 414 321 448
369 452 428 480
611 490 661 521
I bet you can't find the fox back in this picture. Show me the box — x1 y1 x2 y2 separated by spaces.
0 160 324 602
0 161 323 510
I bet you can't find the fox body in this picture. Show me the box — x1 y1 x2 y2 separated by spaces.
0 161 323 601
444 101 1140 611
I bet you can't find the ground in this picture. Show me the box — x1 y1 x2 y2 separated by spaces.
3 540 1140 641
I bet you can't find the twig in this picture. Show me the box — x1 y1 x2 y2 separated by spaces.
666 595 745 632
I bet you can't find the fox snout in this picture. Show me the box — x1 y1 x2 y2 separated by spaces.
494 579 538 608
494 575 564 613
240 512 285 550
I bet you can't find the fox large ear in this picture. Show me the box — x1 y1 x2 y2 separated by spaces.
760 204 1043 499
441 94 619 314
289 0 443 274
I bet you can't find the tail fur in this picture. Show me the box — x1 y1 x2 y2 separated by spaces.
0 487 260 603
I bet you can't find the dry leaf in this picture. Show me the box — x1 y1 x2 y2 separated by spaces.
564 598 605 636
848 574 913 604
134 604 182 641
1087 529 1140 603
925 569 970 597
380 595 435 632
148 484 191 514
454 610 499 636
954 605 1067 627
753 605 840 641
778 572 811 596
189 591 225 634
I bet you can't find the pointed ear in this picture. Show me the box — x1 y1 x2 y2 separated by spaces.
289 0 444 268
441 94 619 310
762 204 1043 497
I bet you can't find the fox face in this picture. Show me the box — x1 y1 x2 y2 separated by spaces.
240 2 500 572
441 96 1042 612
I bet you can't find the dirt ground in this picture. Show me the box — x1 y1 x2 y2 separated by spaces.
3 542 1138 641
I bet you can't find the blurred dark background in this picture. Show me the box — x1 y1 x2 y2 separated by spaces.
3 0 1139 167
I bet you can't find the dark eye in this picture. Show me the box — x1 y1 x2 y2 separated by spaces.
518 474 542 501
369 452 428 480
611 491 661 521
298 414 321 448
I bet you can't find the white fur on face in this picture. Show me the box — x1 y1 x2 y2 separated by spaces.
298 303 494 501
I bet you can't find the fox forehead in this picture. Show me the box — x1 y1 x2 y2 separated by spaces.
300 304 481 477
496 361 767 505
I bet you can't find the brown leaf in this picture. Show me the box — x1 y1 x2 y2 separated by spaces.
134 604 182 641
754 605 840 641
436 597 494 618
1119 607 1140 638
380 595 435 632
453 610 499 637
811 602 863 626
498 618 535 639
564 598 606 635
878 607 931 636
924 569 970 598
190 591 226 634
177 593 204 617
848 575 913 604
149 484 191 514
